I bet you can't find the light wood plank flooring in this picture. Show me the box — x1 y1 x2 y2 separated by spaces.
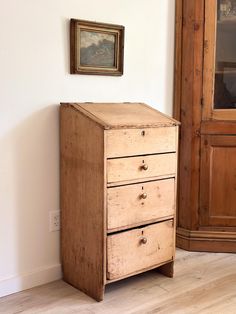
0 249 236 314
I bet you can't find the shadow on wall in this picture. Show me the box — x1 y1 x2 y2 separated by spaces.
0 105 60 294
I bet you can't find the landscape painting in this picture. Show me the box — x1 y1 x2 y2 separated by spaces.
70 19 124 76
80 31 116 68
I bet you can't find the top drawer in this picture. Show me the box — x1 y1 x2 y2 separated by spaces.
106 127 177 158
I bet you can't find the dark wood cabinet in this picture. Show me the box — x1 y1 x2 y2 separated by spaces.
175 0 236 252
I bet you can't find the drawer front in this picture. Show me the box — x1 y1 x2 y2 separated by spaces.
107 153 176 184
107 179 175 231
107 220 174 280
106 127 177 158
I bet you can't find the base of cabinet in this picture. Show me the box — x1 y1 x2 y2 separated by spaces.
63 276 105 302
65 261 175 302
177 228 236 253
157 260 174 278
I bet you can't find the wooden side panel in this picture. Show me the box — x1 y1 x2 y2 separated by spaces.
60 105 105 301
200 135 236 227
107 179 175 232
106 127 176 158
107 220 174 280
107 153 176 184
177 0 204 231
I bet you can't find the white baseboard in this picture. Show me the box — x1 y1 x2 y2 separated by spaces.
0 264 62 298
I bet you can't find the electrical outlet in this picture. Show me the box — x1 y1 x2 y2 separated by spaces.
49 210 60 232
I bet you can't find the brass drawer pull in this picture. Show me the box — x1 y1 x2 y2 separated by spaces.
140 237 147 244
140 193 147 199
142 164 148 171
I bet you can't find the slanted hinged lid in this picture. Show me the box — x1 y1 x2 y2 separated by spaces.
61 102 180 129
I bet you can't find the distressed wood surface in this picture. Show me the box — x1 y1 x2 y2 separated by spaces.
66 103 179 129
107 220 174 280
107 153 176 184
106 127 177 158
60 102 179 301
60 105 105 301
107 178 175 232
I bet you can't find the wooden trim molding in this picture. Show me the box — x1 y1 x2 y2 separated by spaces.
201 120 236 135
177 228 236 253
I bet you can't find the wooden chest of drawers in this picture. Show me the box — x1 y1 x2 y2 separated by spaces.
60 102 179 301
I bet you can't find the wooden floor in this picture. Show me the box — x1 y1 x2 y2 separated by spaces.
1 249 236 314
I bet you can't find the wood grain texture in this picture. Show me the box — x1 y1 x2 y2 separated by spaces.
107 220 174 280
68 103 179 129
60 102 179 300
202 0 217 120
60 104 105 301
106 127 176 158
176 0 204 232
1 249 236 314
212 109 236 120
175 0 236 253
200 135 236 227
107 179 175 232
201 120 236 135
107 153 177 184
173 0 183 121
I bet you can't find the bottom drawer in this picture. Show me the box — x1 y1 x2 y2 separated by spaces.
107 220 174 280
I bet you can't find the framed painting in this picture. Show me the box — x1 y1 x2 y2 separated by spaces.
70 19 124 76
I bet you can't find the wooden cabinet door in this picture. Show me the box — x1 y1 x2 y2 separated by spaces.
200 135 236 227
203 0 236 121
201 0 236 228
174 0 236 252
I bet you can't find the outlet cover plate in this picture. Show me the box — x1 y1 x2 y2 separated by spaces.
49 210 60 232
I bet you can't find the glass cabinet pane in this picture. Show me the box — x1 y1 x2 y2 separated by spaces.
214 0 236 109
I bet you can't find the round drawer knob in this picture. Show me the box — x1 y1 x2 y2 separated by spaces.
140 193 147 199
142 164 148 171
140 237 147 244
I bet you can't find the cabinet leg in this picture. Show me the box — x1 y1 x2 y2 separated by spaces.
90 287 105 302
157 261 174 278
63 277 105 302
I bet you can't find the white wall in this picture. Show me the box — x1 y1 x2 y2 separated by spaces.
0 0 175 296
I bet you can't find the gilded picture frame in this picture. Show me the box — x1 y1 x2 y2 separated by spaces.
70 19 124 76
